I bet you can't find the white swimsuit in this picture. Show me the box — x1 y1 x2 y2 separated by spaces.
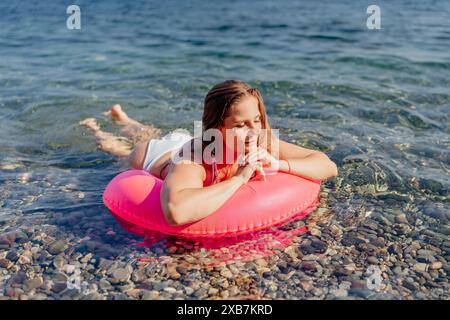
143 128 221 185
142 129 193 172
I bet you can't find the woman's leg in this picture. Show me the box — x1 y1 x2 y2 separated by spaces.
79 104 163 168
103 104 162 143
79 117 133 157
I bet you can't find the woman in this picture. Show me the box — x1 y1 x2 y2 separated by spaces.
80 80 338 226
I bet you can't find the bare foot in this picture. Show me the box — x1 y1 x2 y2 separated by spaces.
79 117 101 132
103 104 131 125
79 117 132 157
103 104 162 143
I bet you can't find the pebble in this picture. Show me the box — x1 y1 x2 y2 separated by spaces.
417 255 436 263
52 282 67 293
63 264 76 274
0 234 14 247
217 278 229 289
99 279 113 291
0 258 13 269
412 263 428 273
430 261 442 270
423 206 448 221
349 288 372 298
126 289 142 299
150 281 166 291
277 270 295 281
110 268 132 284
194 288 208 299
208 287 219 295
15 231 29 243
52 271 68 283
97 258 114 270
371 238 386 248
283 247 298 260
312 287 323 297
350 279 367 290
395 214 409 224
393 266 403 275
417 249 436 256
388 243 402 255
163 287 177 294
219 268 233 279
329 225 343 237
184 287 195 295
18 255 32 265
81 292 103 300
6 250 19 262
131 269 147 283
335 266 353 276
330 288 348 298
118 283 135 292
142 290 159 300
300 280 313 292
24 277 43 290
403 280 419 292
302 254 319 261
30 293 48 300
300 261 319 271
47 240 68 255
367 257 379 265
80 253 93 264
53 255 66 269
166 263 181 280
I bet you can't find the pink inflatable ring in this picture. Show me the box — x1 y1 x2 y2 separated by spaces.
103 169 321 238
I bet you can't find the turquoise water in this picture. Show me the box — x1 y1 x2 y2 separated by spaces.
0 0 449 299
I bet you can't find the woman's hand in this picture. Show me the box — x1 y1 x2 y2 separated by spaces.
234 146 283 183
234 160 265 184
238 147 281 173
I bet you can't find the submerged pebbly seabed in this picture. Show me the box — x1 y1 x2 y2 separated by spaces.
0 0 449 299
0 165 448 300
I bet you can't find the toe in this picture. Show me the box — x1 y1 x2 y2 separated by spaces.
110 104 130 123
79 118 100 131
111 104 122 112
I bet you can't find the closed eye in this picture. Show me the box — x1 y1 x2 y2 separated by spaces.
234 115 261 129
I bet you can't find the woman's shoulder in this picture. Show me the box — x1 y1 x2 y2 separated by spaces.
166 136 214 185
165 158 207 183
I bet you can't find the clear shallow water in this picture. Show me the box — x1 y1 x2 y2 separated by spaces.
0 0 449 299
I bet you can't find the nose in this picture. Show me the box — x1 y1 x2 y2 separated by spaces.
245 128 256 137
248 121 258 130
245 128 259 143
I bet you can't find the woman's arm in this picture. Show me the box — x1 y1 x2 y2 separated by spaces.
277 139 338 181
161 162 245 226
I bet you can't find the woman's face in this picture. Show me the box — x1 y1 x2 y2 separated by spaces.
221 95 262 155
